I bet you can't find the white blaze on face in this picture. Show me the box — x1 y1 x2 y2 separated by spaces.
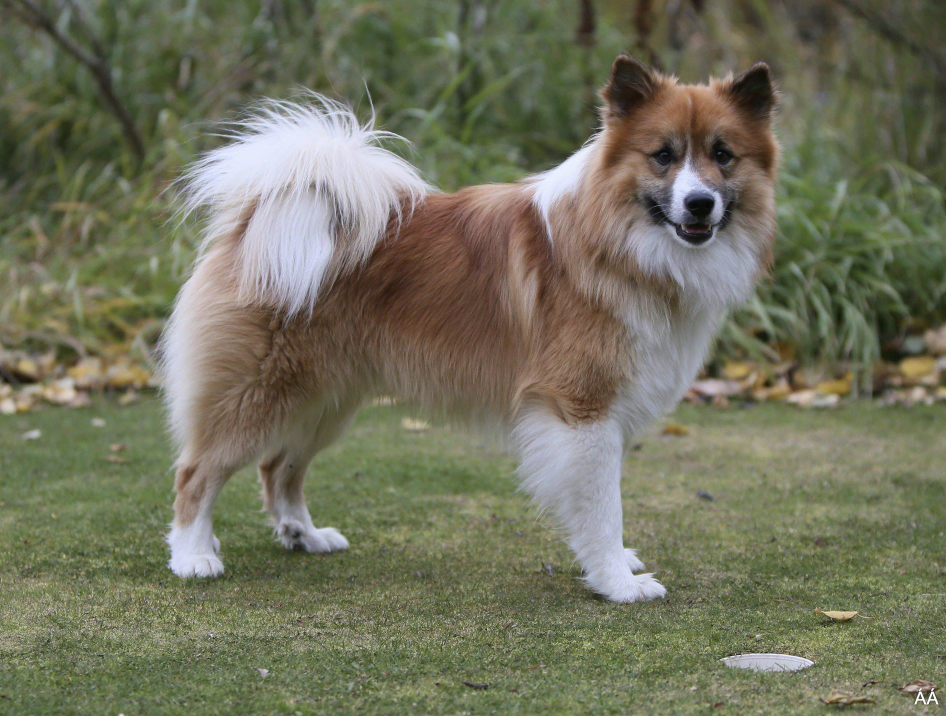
669 161 725 226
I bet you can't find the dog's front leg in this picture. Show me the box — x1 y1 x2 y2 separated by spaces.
515 410 666 603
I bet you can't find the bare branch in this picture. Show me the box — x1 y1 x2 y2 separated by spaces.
1 0 145 163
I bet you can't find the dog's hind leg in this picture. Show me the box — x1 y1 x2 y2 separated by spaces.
259 396 362 553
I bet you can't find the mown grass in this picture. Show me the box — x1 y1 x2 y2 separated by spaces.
1 398 943 714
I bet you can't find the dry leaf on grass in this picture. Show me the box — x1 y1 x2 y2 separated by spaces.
900 356 937 381
898 680 937 695
401 417 429 432
662 422 690 436
109 443 125 452
816 372 853 396
91 418 106 427
815 609 859 621
461 680 489 690
722 361 752 380
105 455 128 464
691 379 743 398
821 689 875 706
925 325 946 356
22 429 41 440
255 668 269 678
815 609 873 621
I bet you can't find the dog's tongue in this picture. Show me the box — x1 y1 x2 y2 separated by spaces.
684 223 710 235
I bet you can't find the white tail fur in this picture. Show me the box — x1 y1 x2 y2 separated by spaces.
181 93 429 315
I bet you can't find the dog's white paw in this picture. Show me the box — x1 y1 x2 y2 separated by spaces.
169 553 224 578
588 571 667 603
624 548 645 573
277 519 349 553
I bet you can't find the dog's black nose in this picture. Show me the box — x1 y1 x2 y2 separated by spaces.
684 192 715 220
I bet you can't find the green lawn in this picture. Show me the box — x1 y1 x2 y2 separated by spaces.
1 398 943 714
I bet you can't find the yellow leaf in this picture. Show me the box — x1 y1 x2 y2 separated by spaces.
107 363 151 389
15 358 39 380
900 356 937 380
815 609 860 621
67 358 105 389
401 418 429 432
722 361 752 380
662 422 690 436
816 372 852 396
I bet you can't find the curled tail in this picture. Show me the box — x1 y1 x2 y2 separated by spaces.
181 93 429 315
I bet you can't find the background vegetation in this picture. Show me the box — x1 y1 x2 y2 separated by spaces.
1 0 945 381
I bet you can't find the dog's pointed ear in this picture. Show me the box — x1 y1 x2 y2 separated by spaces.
728 62 777 120
601 54 658 119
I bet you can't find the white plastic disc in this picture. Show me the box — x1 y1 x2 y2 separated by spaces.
720 653 814 672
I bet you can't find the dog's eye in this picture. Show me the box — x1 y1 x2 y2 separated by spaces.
654 150 673 166
715 148 733 165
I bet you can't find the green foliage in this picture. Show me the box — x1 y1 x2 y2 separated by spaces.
1 0 944 374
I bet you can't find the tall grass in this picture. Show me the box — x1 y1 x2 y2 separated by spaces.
1 0 944 376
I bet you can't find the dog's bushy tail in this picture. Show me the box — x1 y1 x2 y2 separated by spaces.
180 93 429 315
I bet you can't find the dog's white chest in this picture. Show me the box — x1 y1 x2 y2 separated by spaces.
615 305 723 438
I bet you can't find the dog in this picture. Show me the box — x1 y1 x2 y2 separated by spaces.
162 55 778 603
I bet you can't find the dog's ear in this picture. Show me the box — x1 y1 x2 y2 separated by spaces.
728 62 777 120
601 54 657 119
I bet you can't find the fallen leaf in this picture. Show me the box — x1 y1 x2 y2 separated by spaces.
43 377 78 405
401 417 429 432
821 689 875 706
722 361 752 380
752 379 792 402
898 680 937 695
815 609 859 621
105 455 128 464
461 681 489 690
15 357 39 381
106 362 151 389
787 390 840 408
109 443 125 452
255 668 269 678
925 325 946 356
900 356 937 381
67 358 105 389
662 422 690 436
91 418 106 427
22 429 41 440
691 379 743 397
816 372 852 396
118 390 140 406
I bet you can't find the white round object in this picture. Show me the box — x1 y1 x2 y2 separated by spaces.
720 653 814 672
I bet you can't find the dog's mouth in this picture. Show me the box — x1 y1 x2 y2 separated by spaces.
644 196 734 247
674 222 714 245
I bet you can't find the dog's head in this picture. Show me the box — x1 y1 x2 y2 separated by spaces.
583 56 779 304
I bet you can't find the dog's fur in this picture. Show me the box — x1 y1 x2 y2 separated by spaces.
163 56 779 603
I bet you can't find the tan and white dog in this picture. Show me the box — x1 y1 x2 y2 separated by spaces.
162 56 779 603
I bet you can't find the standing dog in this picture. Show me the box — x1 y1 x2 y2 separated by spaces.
163 56 778 603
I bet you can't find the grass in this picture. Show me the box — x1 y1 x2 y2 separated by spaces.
1 398 944 714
